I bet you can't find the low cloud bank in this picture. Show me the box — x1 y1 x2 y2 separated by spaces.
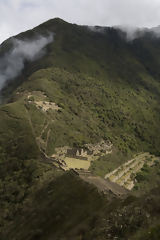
116 25 160 41
88 24 160 41
87 26 106 34
0 33 53 91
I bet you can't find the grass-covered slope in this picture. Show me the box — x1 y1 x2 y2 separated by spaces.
2 172 160 240
0 18 160 239
2 172 104 240
1 18 160 156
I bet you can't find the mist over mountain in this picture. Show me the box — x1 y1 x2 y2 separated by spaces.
119 25 160 40
0 34 53 92
0 18 160 240
88 24 160 41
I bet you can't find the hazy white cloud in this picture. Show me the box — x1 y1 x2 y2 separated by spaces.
0 34 53 91
0 0 160 43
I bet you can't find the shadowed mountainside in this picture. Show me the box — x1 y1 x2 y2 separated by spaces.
0 18 160 239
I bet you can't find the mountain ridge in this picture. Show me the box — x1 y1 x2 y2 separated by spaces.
0 18 160 239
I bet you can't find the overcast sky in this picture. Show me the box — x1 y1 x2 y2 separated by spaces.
0 0 160 43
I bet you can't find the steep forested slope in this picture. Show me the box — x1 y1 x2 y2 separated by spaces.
1 18 160 157
0 18 160 239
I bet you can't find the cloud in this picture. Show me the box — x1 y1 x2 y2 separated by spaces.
1 0 160 43
0 34 53 91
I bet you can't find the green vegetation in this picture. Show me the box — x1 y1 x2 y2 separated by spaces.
2 171 160 240
2 18 160 155
89 148 128 177
133 160 160 194
2 172 105 240
0 18 160 239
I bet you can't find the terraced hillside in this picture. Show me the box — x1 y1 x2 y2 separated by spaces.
1 18 160 158
0 18 160 239
105 153 160 190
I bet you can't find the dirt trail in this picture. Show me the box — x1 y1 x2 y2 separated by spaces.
79 152 159 194
25 99 52 154
79 174 128 197
25 107 40 151
25 91 60 154
40 120 49 138
25 94 159 194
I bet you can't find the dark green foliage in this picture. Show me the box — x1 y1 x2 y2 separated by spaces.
0 18 160 239
2 172 160 240
133 224 160 240
133 160 160 194
2 172 104 240
89 148 129 177
1 18 160 155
